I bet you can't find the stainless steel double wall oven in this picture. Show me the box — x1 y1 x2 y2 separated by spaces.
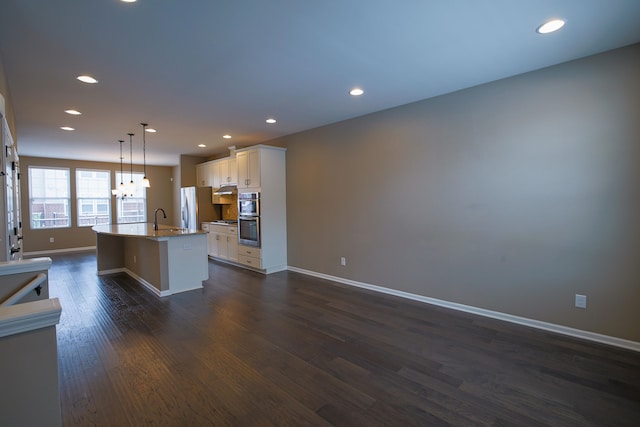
238 192 260 247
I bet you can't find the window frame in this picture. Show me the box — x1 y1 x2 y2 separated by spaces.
28 166 71 229
115 171 147 224
76 168 112 227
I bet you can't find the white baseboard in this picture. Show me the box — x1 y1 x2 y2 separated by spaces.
125 269 172 297
98 267 171 297
24 246 96 257
265 264 288 274
97 268 126 276
287 266 640 353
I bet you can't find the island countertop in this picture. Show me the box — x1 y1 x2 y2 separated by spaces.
92 223 206 239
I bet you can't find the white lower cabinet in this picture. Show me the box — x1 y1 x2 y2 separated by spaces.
237 246 261 269
203 224 238 262
227 235 238 262
207 232 217 257
202 223 217 257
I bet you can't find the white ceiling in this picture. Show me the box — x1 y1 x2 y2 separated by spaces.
1 0 639 166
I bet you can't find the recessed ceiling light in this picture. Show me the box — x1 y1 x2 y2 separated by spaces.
266 118 277 124
537 19 565 34
223 134 232 139
76 75 98 84
349 88 364 96
64 109 82 115
198 144 206 148
60 126 75 131
121 0 137 3
145 128 157 133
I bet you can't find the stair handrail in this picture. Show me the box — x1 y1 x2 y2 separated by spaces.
0 273 47 306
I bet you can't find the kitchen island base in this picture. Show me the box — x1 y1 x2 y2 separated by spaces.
93 224 208 297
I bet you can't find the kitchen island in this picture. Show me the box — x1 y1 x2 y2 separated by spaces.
92 223 208 297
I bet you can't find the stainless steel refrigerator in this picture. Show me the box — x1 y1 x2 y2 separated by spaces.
180 187 216 230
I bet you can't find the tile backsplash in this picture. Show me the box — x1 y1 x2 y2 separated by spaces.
221 199 238 220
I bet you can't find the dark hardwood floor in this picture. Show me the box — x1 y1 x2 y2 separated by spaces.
48 252 640 426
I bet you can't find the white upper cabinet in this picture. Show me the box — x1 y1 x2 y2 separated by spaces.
227 157 237 186
216 158 237 187
196 163 206 187
196 157 238 188
211 161 221 189
237 148 260 189
196 161 215 187
198 157 237 189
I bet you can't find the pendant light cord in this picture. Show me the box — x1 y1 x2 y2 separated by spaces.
119 140 124 184
128 133 134 184
141 123 147 177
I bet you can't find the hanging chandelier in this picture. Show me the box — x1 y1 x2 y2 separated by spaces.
112 123 153 198
112 139 128 198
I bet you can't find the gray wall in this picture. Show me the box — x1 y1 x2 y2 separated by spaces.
281 44 640 342
0 325 61 427
180 154 206 188
21 156 176 253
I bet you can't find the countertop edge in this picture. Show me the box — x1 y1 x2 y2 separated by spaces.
92 223 207 239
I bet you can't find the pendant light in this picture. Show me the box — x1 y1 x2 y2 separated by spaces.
118 139 125 193
140 123 150 187
127 133 136 195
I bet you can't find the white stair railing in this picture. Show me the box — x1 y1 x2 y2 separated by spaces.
0 272 47 306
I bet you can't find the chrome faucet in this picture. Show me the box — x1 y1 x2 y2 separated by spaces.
154 208 167 231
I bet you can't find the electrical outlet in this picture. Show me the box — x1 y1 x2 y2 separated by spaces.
49 237 54 243
340 257 346 266
575 294 587 309
133 255 136 264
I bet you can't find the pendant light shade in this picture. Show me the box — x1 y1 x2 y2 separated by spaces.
140 123 151 187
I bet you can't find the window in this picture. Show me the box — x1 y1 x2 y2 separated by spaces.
29 167 71 229
116 172 147 224
76 169 111 226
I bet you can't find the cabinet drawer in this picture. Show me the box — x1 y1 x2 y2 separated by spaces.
238 254 262 269
211 224 228 233
238 246 261 258
201 223 211 232
227 227 237 235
